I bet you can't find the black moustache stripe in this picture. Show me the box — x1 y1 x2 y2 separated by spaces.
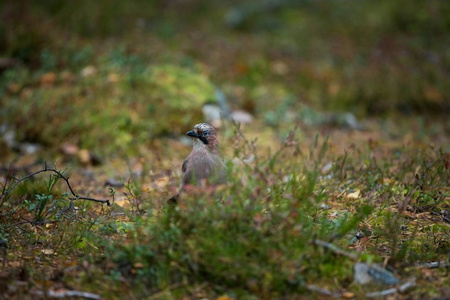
199 136 209 145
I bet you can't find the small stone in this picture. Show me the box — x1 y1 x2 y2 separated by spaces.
321 162 333 174
61 143 79 156
230 110 253 123
202 104 222 124
354 263 399 285
243 154 255 163
354 263 373 284
20 143 42 154
1 128 16 149
81 66 97 77
105 179 124 188
320 204 331 210
342 113 362 130
355 231 365 239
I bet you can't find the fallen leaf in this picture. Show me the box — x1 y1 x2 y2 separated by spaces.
155 176 169 188
81 66 96 77
41 249 54 255
272 61 289 75
342 292 355 298
78 149 91 164
41 72 57 87
347 190 361 199
8 83 21 93
60 70 74 83
108 73 120 83
115 196 129 208
217 295 235 300
144 176 170 192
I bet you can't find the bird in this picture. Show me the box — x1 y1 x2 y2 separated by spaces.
169 123 226 203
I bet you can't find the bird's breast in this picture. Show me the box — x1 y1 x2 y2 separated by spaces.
183 149 225 185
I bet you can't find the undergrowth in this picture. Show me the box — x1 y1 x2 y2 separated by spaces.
106 133 374 298
0 124 448 299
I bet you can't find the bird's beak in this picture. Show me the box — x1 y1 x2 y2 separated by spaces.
186 130 199 138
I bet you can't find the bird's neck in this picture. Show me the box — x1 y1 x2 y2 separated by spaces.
193 139 219 155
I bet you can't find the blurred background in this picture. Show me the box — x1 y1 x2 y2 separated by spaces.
1 0 449 161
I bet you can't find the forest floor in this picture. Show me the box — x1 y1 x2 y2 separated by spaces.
1 115 448 299
1 1 449 298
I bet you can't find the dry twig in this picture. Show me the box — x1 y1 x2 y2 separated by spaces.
304 284 342 298
365 279 416 298
413 261 448 269
0 162 110 206
314 239 359 260
33 289 101 299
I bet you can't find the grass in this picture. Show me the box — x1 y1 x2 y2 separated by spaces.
1 125 448 298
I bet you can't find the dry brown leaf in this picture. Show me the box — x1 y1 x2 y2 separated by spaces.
133 262 144 268
347 190 361 199
41 249 54 255
78 149 91 164
108 73 120 83
41 72 57 86
342 292 355 298
155 176 169 188
217 295 235 300
115 196 129 208
81 66 97 77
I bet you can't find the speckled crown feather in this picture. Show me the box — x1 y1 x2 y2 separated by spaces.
191 123 219 153
194 123 215 132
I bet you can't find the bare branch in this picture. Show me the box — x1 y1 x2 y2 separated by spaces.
68 196 109 204
5 219 57 230
305 284 342 298
413 261 448 269
314 239 359 260
1 169 50 198
33 289 101 299
304 280 416 299
0 163 110 206
365 279 416 298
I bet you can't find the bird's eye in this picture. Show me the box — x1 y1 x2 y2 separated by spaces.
203 130 210 137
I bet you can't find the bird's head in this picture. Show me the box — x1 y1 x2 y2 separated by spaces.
186 123 219 152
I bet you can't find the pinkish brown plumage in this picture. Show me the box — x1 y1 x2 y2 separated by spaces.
182 123 226 188
169 123 226 203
